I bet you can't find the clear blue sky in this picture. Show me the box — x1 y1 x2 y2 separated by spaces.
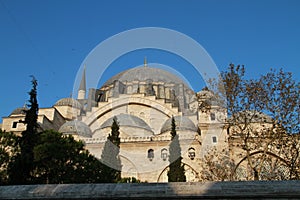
0 0 299 122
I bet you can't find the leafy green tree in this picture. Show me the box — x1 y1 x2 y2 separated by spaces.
7 77 105 184
167 117 186 182
0 130 19 185
8 77 39 184
33 130 104 184
100 117 122 182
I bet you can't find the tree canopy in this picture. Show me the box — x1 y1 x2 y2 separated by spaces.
0 130 19 185
2 78 105 185
33 130 104 184
202 64 300 181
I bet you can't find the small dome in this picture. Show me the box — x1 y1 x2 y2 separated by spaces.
59 120 92 138
54 98 82 109
10 107 28 116
161 116 198 133
100 114 153 133
197 88 215 100
197 87 214 95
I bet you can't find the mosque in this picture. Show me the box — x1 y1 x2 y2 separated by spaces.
1 62 229 182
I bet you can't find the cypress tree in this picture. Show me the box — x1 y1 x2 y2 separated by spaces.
167 117 186 182
8 77 39 184
100 117 121 182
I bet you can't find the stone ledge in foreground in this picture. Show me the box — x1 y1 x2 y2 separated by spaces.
0 181 300 199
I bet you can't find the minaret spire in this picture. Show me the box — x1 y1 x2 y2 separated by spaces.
79 66 86 91
144 57 147 67
77 66 86 100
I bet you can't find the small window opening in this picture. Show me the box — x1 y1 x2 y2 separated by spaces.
212 136 217 143
210 113 216 121
161 148 168 161
188 147 196 160
12 121 18 128
147 149 154 161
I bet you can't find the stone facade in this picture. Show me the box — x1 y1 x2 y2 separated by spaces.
1 65 230 182
2 107 65 136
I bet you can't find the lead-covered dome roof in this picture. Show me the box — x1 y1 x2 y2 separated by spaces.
10 107 28 116
59 120 92 138
100 113 153 133
103 66 189 88
161 116 198 133
54 98 82 109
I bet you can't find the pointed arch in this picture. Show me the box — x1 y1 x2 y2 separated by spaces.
157 162 198 182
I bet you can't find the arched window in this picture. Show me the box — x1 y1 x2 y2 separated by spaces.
188 147 196 160
147 149 154 161
161 148 168 161
210 112 216 121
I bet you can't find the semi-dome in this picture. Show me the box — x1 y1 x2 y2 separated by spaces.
59 120 92 138
100 113 153 133
161 116 198 133
103 66 189 88
10 107 28 116
54 98 82 109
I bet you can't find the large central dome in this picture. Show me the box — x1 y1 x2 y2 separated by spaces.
96 65 196 115
103 66 189 87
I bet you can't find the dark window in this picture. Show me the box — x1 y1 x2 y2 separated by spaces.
161 148 168 161
12 121 18 128
212 136 217 143
148 149 154 161
188 147 196 160
210 113 216 121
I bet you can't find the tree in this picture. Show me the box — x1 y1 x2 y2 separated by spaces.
0 130 19 185
33 130 104 184
200 147 235 181
167 117 186 182
258 69 300 179
100 117 122 182
8 76 40 184
7 77 105 184
207 64 300 180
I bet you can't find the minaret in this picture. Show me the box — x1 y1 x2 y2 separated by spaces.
77 67 86 100
144 57 147 67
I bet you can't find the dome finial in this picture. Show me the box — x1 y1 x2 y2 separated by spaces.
144 57 147 67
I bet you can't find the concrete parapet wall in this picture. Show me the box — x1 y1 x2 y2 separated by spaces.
1 181 300 199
